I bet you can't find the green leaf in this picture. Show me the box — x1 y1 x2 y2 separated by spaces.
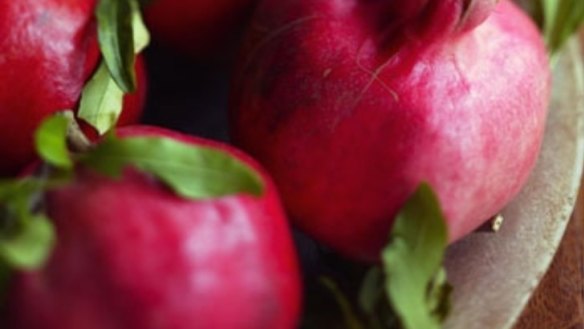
0 118 74 272
132 0 151 53
78 63 125 135
0 215 55 270
381 183 451 329
34 113 74 169
79 134 265 199
0 177 60 271
86 0 150 134
531 0 584 56
96 0 136 92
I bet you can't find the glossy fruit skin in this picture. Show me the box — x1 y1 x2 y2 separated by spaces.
5 126 301 329
118 57 148 127
144 0 255 57
0 0 146 177
230 0 551 262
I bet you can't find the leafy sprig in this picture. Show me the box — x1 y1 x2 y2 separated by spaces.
303 184 452 329
516 0 584 56
79 0 150 135
362 183 451 329
540 0 584 55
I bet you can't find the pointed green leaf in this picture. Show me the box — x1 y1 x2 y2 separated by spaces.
381 183 451 329
132 0 151 53
526 0 584 56
0 214 55 270
86 0 149 134
34 113 73 169
78 63 125 134
96 0 136 92
79 135 265 199
0 177 67 272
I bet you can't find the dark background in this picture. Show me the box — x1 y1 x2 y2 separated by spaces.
141 43 231 143
140 41 361 328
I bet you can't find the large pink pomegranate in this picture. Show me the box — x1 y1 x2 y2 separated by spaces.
5 126 302 329
230 0 551 261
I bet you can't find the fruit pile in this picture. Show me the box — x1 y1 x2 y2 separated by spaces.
0 1 581 329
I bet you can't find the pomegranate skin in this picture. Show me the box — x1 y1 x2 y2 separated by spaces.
144 0 255 57
230 0 551 261
6 126 301 329
0 0 145 177
118 56 148 127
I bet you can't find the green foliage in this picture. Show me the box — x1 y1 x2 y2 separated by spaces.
541 0 584 54
79 134 265 199
78 63 125 135
0 214 55 270
517 0 584 55
95 0 138 92
0 179 56 270
302 184 451 329
358 184 451 329
380 183 451 329
83 0 150 134
34 113 73 169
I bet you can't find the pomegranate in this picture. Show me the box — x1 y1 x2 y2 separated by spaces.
230 0 551 261
0 0 146 177
5 126 302 329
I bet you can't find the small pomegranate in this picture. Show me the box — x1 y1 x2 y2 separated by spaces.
6 126 302 329
0 0 146 177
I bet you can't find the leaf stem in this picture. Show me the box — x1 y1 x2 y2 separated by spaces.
62 112 93 153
